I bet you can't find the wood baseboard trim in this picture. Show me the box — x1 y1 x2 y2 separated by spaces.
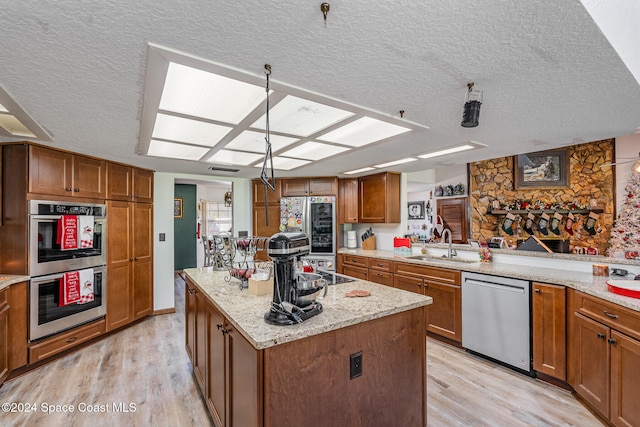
153 307 176 316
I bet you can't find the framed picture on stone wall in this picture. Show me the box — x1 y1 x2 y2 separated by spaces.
514 148 568 189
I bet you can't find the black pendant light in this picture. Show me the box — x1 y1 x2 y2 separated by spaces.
461 82 482 128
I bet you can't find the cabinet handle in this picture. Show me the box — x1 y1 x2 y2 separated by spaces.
604 311 619 319
608 338 617 345
377 263 384 267
377 273 384 277
66 336 78 343
534 288 540 293
135 194 139 198
74 188 80 192
597 333 606 339
188 289 196 295
65 187 72 192
134 257 139 261
216 323 223 330
129 258 134 262
221 328 230 335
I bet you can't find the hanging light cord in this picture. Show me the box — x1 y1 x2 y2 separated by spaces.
260 64 276 225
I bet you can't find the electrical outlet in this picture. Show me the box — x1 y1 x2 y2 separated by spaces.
159 233 166 242
350 351 362 379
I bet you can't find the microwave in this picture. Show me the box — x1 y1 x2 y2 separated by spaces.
29 200 107 277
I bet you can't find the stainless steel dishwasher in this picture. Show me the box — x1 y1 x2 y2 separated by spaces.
461 272 532 374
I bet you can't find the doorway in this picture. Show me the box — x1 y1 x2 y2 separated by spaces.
174 184 197 270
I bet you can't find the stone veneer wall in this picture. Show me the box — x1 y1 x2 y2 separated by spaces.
469 139 614 254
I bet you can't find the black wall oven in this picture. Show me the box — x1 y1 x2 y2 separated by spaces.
29 200 106 277
29 266 106 341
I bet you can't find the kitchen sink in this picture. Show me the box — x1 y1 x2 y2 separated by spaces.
404 255 478 263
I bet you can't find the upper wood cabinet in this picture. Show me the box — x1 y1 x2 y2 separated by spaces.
338 178 358 223
29 145 106 199
252 178 281 206
358 172 400 223
532 282 566 380
281 177 338 197
107 162 154 203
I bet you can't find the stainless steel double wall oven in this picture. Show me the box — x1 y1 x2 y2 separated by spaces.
28 200 107 341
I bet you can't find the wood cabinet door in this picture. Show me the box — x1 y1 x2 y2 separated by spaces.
359 173 387 223
0 304 9 383
132 168 153 203
281 178 309 196
394 274 424 295
7 282 27 371
338 178 358 223
569 312 610 417
610 330 640 427
185 279 197 364
206 301 226 427
532 283 566 380
106 201 133 331
194 289 207 392
74 155 106 198
252 179 281 205
424 280 461 343
132 202 153 319
28 145 73 196
226 324 262 427
309 177 337 195
436 197 468 243
107 162 132 201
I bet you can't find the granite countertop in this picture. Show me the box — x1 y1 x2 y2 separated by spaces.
339 248 640 312
0 275 30 292
183 267 432 350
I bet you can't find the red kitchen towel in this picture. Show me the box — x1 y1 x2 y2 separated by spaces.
57 215 79 250
394 237 411 248
59 271 81 306
78 216 94 249
77 268 94 304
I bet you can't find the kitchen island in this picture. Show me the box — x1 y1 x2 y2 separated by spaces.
183 267 432 427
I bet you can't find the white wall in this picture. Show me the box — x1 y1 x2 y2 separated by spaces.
615 134 640 211
153 173 251 311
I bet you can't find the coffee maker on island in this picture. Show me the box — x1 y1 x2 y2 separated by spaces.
264 233 326 326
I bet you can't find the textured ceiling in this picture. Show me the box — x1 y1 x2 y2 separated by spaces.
1 1 639 179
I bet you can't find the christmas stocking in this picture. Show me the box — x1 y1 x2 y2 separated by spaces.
433 215 444 238
537 213 550 235
564 212 574 235
584 211 599 236
524 212 535 235
549 212 562 235
501 212 516 235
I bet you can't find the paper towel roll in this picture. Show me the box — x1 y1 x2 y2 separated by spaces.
347 230 357 248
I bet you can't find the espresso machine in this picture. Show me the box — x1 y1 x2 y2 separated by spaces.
264 232 324 326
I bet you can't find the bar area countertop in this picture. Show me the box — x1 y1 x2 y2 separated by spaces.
183 267 431 350
0 275 30 292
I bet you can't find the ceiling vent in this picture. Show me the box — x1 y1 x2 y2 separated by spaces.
208 166 240 173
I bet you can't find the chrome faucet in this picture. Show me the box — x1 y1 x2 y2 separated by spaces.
441 228 457 258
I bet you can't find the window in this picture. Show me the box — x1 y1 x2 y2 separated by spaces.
206 201 232 236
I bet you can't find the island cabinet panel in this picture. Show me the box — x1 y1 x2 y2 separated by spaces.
226 326 262 427
568 289 640 426
194 289 208 393
206 302 226 427
532 282 566 380
0 293 8 384
394 262 462 344
8 281 28 372
358 172 401 223
263 307 425 427
185 280 197 364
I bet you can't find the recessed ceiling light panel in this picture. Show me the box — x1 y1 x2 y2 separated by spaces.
418 141 486 159
225 130 298 154
208 149 264 166
374 157 417 168
319 117 411 147
0 114 36 137
147 139 210 160
280 141 350 160
251 95 354 137
253 156 311 170
160 63 266 124
0 102 8 113
152 113 232 147
344 167 375 175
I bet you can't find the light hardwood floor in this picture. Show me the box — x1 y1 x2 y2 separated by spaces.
0 275 602 427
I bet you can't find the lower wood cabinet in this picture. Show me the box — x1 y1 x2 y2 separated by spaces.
367 258 394 286
185 277 261 427
0 292 9 383
106 201 153 331
532 282 566 380
341 254 369 281
395 262 462 344
0 281 28 386
568 289 640 426
28 319 106 364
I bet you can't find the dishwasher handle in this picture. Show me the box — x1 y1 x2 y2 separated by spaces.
464 278 526 293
